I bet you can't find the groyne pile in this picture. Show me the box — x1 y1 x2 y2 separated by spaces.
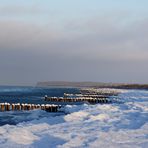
0 88 122 112
45 88 122 104
0 103 61 112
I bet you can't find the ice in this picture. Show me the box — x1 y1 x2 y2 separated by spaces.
0 89 148 147
64 111 89 122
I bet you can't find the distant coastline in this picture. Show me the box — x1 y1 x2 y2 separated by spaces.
36 81 148 90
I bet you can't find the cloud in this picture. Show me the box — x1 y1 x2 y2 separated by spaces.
0 15 148 84
1 17 148 62
0 20 60 52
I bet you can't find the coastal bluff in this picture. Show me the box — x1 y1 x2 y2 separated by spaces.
36 81 148 89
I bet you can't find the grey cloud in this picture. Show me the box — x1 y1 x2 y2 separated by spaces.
1 18 148 60
0 51 147 85
0 17 148 85
0 20 60 51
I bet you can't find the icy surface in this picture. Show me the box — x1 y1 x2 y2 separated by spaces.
0 89 148 148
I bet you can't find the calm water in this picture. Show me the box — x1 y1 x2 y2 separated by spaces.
0 86 79 125
0 86 79 104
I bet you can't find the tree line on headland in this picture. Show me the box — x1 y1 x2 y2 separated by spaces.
36 81 148 89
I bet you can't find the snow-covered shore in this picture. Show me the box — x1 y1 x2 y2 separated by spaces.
0 89 148 148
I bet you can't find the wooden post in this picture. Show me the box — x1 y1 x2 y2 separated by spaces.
50 104 53 112
55 105 58 112
51 105 57 112
45 95 48 101
24 104 28 110
27 104 31 110
37 104 40 109
17 103 21 110
4 103 7 111
31 104 35 110
45 104 49 112
12 104 15 110
14 103 17 110
35 104 38 109
58 105 62 109
0 103 5 111
41 104 45 110
49 105 52 112
6 103 10 111
21 104 25 110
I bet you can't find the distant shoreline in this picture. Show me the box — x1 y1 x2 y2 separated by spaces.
36 81 148 90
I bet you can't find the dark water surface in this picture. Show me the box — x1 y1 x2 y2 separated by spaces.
0 86 79 104
0 86 79 125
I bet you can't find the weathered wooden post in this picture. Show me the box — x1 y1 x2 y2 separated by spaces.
37 104 41 109
6 103 10 111
51 105 57 112
27 104 31 110
12 104 15 110
35 105 38 109
14 103 17 110
41 104 45 110
31 104 35 110
17 103 21 110
21 104 25 110
45 104 49 112
52 105 55 112
0 103 5 111
4 103 7 111
50 104 53 112
55 105 58 112
34 104 36 109
24 103 28 110
49 105 52 112
45 95 48 101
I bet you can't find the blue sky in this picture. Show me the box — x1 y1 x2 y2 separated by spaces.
0 1 148 85
1 0 148 25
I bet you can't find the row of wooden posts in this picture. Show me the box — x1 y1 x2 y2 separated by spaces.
80 89 119 96
45 97 109 104
64 93 109 98
0 98 109 112
0 103 61 112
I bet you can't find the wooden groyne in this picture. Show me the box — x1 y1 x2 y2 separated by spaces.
0 103 61 112
60 88 120 104
45 97 109 104
80 89 120 96
64 93 111 98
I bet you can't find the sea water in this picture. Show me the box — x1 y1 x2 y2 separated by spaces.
0 86 79 125
0 86 79 104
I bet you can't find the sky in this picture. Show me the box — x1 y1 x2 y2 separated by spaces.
0 0 148 86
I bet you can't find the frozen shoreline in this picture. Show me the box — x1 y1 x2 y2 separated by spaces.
0 89 148 148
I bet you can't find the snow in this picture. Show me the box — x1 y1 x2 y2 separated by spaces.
0 89 148 148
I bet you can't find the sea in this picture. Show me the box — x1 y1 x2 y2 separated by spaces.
0 86 79 125
0 87 147 147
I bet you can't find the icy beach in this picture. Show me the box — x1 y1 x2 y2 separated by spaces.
0 89 148 148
